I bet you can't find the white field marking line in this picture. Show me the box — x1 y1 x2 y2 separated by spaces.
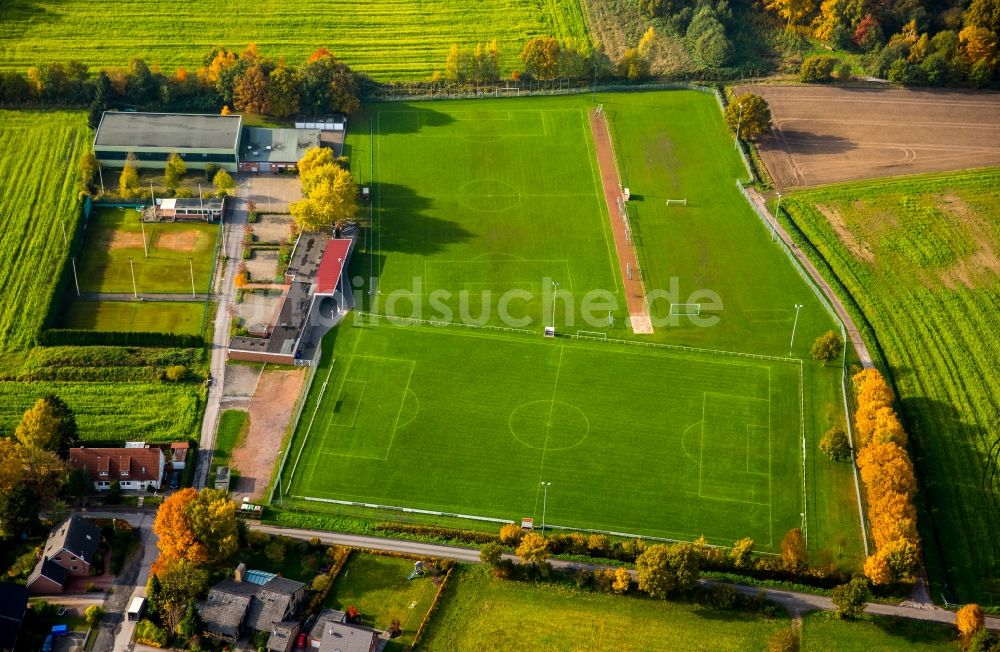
287 359 337 489
381 192 600 199
681 421 702 464
381 359 418 462
328 379 367 430
580 107 626 296
768 365 774 549
799 360 807 548
698 392 773 508
396 388 421 431
538 346 566 478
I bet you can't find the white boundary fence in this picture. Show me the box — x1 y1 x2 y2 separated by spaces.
269 342 323 503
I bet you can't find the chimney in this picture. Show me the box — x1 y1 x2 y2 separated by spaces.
234 562 247 582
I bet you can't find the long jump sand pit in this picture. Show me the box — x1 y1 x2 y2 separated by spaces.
739 85 1000 190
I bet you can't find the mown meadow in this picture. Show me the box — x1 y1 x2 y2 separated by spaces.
0 0 589 79
782 169 1000 604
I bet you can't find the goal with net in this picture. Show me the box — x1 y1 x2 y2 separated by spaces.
669 304 701 316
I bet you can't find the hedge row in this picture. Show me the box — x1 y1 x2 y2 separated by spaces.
373 522 501 545
39 329 204 348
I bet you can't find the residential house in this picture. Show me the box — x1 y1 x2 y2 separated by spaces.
25 515 101 594
199 564 306 646
308 609 382 652
69 445 165 491
0 583 28 652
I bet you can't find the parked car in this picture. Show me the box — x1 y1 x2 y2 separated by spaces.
41 635 53 652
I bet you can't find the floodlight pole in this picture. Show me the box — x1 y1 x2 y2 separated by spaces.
128 257 138 299
549 281 560 329
71 257 80 296
540 481 551 533
189 257 196 298
789 304 804 356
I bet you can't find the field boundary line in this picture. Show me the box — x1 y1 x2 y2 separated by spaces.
281 356 335 499
382 359 418 461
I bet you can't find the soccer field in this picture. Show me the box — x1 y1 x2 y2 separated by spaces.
283 321 804 549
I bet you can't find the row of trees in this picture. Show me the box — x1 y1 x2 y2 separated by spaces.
853 368 921 585
0 44 360 120
0 395 79 540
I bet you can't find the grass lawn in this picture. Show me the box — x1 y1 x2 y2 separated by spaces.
212 409 248 483
76 207 218 294
284 321 803 550
0 0 587 80
326 553 438 651
783 169 1000 603
799 612 957 651
418 565 787 651
60 299 205 335
0 111 88 352
280 91 862 564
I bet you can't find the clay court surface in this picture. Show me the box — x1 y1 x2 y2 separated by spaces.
156 230 198 252
102 231 144 250
740 85 1000 190
231 367 307 499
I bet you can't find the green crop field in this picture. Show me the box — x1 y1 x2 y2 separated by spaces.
0 381 202 442
783 169 1000 603
75 208 218 294
0 0 587 79
279 92 863 563
418 565 787 651
0 111 88 353
60 299 205 335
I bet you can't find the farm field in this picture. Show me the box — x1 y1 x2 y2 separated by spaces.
0 111 88 353
0 381 203 442
60 299 205 335
0 0 588 79
326 553 438 651
782 169 1000 603
283 321 804 550
418 565 787 651
741 85 1000 190
75 208 218 294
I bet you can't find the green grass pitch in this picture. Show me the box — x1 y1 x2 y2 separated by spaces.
60 299 205 335
285 321 803 548
281 91 864 561
75 207 219 294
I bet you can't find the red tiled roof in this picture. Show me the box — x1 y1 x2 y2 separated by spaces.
69 447 164 483
315 239 351 296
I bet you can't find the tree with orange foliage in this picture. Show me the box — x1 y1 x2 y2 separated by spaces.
151 488 237 577
956 603 985 646
152 489 203 576
780 528 807 571
863 552 892 585
857 441 917 498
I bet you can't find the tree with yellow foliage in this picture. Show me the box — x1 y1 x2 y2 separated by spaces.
612 567 631 594
766 0 818 28
956 603 985 646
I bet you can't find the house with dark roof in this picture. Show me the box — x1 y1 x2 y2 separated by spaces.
0 583 28 652
26 515 101 594
69 445 165 492
199 564 306 646
308 609 383 652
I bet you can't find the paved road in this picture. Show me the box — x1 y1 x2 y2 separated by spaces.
744 186 873 368
194 184 248 489
253 523 1000 631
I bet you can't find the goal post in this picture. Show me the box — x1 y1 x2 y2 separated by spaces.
665 199 688 206
669 303 701 316
575 330 608 341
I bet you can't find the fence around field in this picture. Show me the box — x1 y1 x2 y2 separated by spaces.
269 342 324 504
735 180 870 558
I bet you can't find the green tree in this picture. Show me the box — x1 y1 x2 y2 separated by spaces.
146 573 164 616
811 331 844 363
832 576 870 619
800 54 840 81
265 539 287 564
445 43 467 81
520 37 561 79
266 66 301 119
0 485 40 539
516 532 551 565
119 153 140 198
156 558 210 612
135 619 168 647
213 169 236 197
725 93 772 140
85 605 105 625
297 49 360 114
480 542 503 567
183 487 239 565
66 468 94 501
687 7 732 68
820 426 852 461
107 480 122 504
163 152 186 191
78 151 99 194
635 543 701 598
175 601 201 639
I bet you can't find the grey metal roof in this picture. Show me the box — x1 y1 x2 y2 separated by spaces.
200 588 252 638
240 127 321 163
44 515 100 563
318 621 381 652
95 112 243 151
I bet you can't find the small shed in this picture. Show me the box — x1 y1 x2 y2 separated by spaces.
215 466 231 492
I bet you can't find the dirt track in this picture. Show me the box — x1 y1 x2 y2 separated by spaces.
739 85 1000 190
